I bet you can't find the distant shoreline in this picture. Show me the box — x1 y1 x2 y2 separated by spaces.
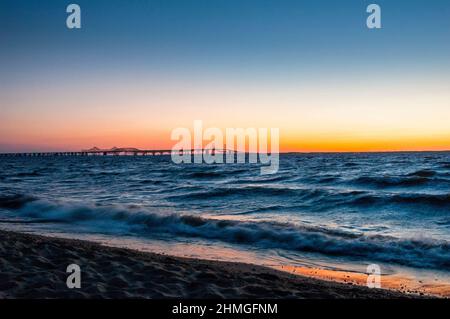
0 229 416 299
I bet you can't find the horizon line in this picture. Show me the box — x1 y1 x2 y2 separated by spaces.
1 148 449 155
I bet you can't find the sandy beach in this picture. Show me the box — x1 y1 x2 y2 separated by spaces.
0 229 416 299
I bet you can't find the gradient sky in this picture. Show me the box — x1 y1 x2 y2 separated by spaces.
1 0 449 152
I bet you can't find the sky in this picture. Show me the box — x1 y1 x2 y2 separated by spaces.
1 0 449 152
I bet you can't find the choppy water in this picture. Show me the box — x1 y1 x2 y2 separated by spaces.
1 152 450 278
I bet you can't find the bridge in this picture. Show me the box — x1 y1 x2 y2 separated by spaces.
0 147 237 157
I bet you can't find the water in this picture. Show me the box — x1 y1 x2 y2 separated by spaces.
1 152 450 289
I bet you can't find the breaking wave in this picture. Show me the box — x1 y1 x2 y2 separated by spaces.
7 197 450 269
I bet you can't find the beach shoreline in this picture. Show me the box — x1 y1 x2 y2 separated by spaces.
0 229 421 299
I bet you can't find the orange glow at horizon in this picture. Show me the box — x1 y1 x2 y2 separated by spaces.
282 135 450 152
1 73 450 153
2 129 449 153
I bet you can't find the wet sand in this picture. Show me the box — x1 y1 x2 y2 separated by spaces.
277 266 449 297
0 230 418 299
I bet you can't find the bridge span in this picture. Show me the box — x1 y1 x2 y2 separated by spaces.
0 147 236 157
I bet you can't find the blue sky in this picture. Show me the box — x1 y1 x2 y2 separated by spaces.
2 0 449 81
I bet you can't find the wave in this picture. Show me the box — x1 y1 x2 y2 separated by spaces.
352 175 434 188
407 170 436 178
343 162 359 167
237 204 309 214
12 171 42 178
181 167 256 180
166 185 450 211
230 175 293 185
349 192 450 209
390 193 450 207
166 186 306 201
436 218 450 226
316 176 340 184
0 193 36 209
185 171 228 179
6 197 450 269
138 179 167 185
